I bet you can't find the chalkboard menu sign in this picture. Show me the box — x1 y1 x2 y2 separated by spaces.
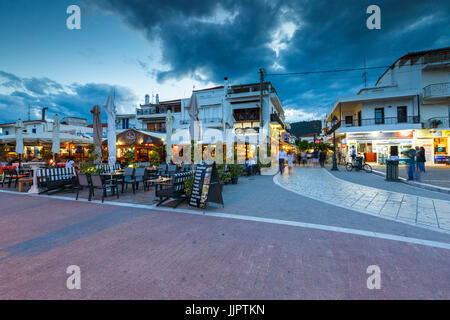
189 162 224 208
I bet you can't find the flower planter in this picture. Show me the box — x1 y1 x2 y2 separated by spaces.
231 176 239 184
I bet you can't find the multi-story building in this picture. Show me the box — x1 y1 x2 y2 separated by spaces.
118 78 287 160
324 47 450 165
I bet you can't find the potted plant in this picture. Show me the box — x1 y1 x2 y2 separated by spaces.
183 174 194 201
79 162 98 174
217 164 232 185
431 119 442 128
229 164 244 184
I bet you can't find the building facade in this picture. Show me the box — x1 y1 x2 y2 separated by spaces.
117 78 287 161
324 47 450 165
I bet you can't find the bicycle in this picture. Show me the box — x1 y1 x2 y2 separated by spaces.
345 157 372 173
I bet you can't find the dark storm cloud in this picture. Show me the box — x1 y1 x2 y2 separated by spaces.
0 71 138 123
84 0 449 120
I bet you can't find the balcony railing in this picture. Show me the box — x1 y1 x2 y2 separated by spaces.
326 116 421 134
424 117 450 129
423 82 450 99
179 118 222 125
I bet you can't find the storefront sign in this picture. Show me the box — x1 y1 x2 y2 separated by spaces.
314 139 321 144
348 131 413 140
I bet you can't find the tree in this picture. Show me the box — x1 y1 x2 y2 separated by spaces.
316 142 332 152
296 140 312 151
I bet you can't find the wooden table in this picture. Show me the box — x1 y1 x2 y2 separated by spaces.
18 177 34 192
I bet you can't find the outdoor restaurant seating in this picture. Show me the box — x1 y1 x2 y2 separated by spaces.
120 167 137 194
75 172 119 202
134 167 146 190
76 172 91 201
2 168 30 188
90 173 119 203
155 171 192 208
166 164 177 177
156 164 167 176
37 167 76 194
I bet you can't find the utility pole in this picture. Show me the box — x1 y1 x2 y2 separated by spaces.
259 68 264 128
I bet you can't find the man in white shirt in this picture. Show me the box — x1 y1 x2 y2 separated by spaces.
278 149 287 174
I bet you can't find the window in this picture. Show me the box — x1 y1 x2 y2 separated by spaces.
32 128 36 133
345 116 353 126
5 130 9 135
397 106 407 123
122 118 129 129
375 108 384 124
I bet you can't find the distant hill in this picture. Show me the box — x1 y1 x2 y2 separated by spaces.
287 120 322 137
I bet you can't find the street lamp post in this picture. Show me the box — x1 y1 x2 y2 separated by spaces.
331 116 339 171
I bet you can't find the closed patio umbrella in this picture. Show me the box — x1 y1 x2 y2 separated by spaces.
188 92 201 142
90 105 102 164
15 119 24 168
51 114 60 163
165 109 173 164
103 93 117 168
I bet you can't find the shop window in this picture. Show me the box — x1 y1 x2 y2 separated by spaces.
375 108 384 124
397 106 407 123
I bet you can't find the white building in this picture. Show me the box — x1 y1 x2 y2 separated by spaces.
324 47 450 165
117 78 287 160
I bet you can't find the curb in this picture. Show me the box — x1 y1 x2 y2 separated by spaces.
371 169 450 195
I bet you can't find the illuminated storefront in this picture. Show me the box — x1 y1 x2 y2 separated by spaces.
344 129 449 165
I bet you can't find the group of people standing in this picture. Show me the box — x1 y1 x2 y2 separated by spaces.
278 148 328 174
403 146 426 181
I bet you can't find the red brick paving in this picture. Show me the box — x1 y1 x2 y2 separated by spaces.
0 193 449 299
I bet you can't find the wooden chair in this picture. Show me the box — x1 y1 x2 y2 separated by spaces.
120 167 136 194
90 173 119 203
155 172 192 208
134 167 146 190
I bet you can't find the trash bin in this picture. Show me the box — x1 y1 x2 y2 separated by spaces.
386 159 399 181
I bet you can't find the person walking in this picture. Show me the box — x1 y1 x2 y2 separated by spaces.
415 146 426 180
337 148 342 165
403 147 416 180
278 148 287 174
300 151 306 166
313 149 319 166
350 146 356 163
287 151 294 174
306 152 312 166
319 150 326 167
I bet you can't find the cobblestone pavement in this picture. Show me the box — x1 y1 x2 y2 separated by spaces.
275 167 450 232
0 193 449 299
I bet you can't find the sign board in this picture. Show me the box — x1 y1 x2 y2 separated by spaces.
341 144 347 149
189 162 224 209
348 131 413 140
314 139 321 144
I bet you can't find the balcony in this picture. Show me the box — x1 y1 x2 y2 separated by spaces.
424 117 450 129
179 118 222 126
325 116 422 135
270 113 284 126
423 82 450 100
